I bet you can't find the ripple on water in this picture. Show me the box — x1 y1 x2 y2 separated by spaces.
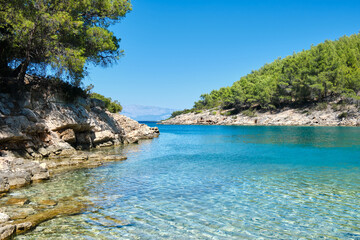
14 125 360 239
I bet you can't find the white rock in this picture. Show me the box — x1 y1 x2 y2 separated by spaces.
0 212 10 223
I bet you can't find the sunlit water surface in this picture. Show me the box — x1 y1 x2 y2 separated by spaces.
14 125 360 239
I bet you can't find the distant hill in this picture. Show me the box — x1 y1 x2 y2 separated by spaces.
122 105 178 121
172 33 360 118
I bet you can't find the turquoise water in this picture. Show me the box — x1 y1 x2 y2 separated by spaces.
16 125 360 239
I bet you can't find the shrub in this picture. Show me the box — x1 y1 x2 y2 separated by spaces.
242 109 256 117
170 109 193 118
338 112 348 119
220 111 231 116
90 93 122 113
331 102 347 111
316 102 328 111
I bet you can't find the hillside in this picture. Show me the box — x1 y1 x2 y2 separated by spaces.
172 33 360 118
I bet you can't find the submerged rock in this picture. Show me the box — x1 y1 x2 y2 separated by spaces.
103 155 127 161
14 200 87 235
7 207 36 220
0 157 50 191
39 200 57 207
6 198 30 206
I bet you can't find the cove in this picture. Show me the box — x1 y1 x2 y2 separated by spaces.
13 125 360 239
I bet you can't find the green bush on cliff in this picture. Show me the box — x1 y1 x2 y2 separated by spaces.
171 109 193 118
190 33 360 112
90 93 122 113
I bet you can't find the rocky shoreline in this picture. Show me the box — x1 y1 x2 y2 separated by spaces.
161 104 360 126
0 77 160 239
0 150 131 240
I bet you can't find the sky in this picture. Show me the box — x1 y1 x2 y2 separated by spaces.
85 0 360 109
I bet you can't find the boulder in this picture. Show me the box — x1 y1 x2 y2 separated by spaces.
58 129 76 144
94 130 114 145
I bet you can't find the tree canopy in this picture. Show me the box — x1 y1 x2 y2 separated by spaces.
190 33 360 113
0 0 131 85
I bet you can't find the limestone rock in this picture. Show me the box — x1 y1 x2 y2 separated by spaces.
0 77 160 196
94 130 114 145
16 222 33 233
161 105 360 127
31 172 50 181
0 224 15 240
0 77 160 155
21 109 38 122
0 212 10 223
6 198 30 206
103 156 127 161
7 207 36 220
0 176 9 193
39 200 57 206
8 171 31 188
58 129 76 144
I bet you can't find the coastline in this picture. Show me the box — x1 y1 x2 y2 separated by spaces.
160 104 360 127
0 127 159 240
0 78 160 239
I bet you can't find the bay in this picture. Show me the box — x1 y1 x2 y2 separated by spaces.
15 125 360 239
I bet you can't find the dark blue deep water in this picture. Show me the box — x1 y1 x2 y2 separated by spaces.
16 125 360 239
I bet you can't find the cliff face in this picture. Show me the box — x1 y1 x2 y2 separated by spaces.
161 105 360 126
0 78 159 159
0 78 159 195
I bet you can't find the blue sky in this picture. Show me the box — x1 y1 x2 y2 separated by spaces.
85 0 360 109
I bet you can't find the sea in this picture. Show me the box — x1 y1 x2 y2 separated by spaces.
14 124 360 239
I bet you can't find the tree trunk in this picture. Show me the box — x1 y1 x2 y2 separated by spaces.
0 60 10 77
17 58 30 82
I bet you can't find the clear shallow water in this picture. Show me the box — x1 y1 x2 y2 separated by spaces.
14 125 360 239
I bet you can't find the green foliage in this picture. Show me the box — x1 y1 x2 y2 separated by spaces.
192 33 360 112
195 110 203 114
242 109 256 117
170 109 193 118
331 102 347 111
316 102 328 111
0 0 131 85
211 111 217 115
220 111 232 116
338 112 348 119
90 93 122 113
